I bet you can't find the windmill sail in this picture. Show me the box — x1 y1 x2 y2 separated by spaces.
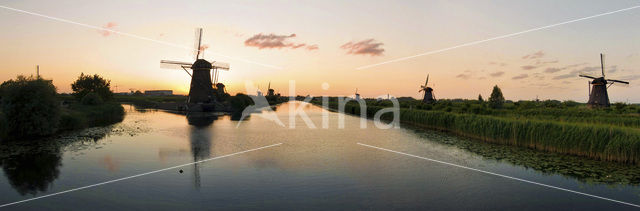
600 53 605 77
160 60 193 69
194 28 203 59
211 61 230 70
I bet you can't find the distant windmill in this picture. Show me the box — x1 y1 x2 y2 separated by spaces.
578 54 629 107
267 81 275 96
419 74 436 103
160 28 230 104
355 88 361 101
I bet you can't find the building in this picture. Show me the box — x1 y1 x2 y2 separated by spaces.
144 90 173 96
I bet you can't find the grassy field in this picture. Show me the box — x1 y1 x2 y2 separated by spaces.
313 98 640 165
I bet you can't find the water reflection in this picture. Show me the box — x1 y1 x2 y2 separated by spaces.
186 113 215 189
0 144 62 196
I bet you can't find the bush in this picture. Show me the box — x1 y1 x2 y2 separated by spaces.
81 92 104 105
229 93 254 111
0 76 60 138
71 73 113 101
0 111 7 140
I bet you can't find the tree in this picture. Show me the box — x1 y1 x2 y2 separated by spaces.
71 73 113 101
0 75 60 138
488 85 505 109
478 94 484 102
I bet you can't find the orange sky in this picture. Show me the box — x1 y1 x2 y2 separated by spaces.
1 0 639 102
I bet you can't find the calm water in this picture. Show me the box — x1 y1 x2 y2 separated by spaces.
1 102 639 210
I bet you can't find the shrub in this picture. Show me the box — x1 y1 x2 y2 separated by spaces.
229 93 254 111
71 73 113 101
0 110 7 140
0 76 60 138
488 85 505 109
81 92 103 105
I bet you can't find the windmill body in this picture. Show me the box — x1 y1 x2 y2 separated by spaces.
189 59 215 104
419 74 436 104
579 54 629 108
586 77 610 107
355 88 361 101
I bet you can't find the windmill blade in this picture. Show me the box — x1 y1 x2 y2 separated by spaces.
212 61 230 70
424 74 429 86
194 28 203 60
600 53 605 77
578 74 597 80
160 60 192 69
607 79 630 84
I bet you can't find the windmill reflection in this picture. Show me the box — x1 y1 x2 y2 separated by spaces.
186 113 216 189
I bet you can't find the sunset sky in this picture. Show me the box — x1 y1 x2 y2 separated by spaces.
1 0 639 102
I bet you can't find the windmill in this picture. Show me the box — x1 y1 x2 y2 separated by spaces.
419 74 435 103
160 28 230 104
355 88 361 101
578 54 629 108
267 81 275 96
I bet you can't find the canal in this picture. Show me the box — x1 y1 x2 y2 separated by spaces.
0 102 639 210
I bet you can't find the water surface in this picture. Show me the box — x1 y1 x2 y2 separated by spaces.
1 102 639 210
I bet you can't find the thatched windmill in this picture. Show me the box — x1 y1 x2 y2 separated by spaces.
579 54 629 107
419 74 435 103
160 28 230 105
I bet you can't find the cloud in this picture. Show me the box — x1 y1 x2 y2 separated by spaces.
512 74 529 80
625 75 640 81
544 63 588 74
522 50 545 59
341 39 384 56
553 74 575 80
244 33 318 51
456 73 472 79
544 67 562 73
553 69 584 80
535 60 558 65
521 65 538 70
98 22 117 36
489 71 505 77
305 44 319 51
488 62 507 66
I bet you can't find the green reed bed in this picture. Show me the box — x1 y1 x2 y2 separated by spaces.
321 101 640 165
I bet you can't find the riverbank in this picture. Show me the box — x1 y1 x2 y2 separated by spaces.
0 102 125 142
114 94 288 112
314 100 640 165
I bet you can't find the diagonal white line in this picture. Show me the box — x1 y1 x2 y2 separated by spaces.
356 5 640 70
357 142 640 208
0 5 283 70
0 143 283 208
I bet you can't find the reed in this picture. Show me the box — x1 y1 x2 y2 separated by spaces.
322 101 640 164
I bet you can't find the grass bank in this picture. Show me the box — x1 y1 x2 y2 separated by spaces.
318 101 640 165
59 103 125 131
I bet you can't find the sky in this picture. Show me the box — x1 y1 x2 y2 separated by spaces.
0 0 639 102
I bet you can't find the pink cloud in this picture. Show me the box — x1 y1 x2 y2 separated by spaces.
98 22 117 36
341 39 384 56
244 33 318 51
